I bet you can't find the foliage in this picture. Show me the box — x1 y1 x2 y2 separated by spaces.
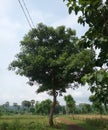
64 95 76 114
30 100 35 107
78 103 92 114
54 101 65 115
8 23 95 93
21 100 31 112
82 68 108 112
63 0 108 66
89 95 104 114
35 99 52 115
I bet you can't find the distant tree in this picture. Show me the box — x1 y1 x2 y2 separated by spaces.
22 100 31 112
13 103 19 113
89 95 104 114
0 105 4 116
79 103 92 114
60 106 66 114
13 103 18 108
83 69 108 112
64 95 76 116
30 99 35 108
9 23 95 126
35 99 52 115
4 101 9 108
30 107 35 114
54 101 62 114
3 102 10 113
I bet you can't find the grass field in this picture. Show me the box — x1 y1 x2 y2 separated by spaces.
0 114 108 130
0 115 66 130
63 114 108 130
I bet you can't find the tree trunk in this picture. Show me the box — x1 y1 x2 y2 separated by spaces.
104 102 108 113
49 89 57 127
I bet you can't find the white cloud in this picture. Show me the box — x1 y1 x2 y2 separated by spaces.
0 18 21 44
52 14 77 27
0 0 13 13
52 14 88 37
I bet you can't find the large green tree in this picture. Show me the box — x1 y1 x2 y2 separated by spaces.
9 23 95 126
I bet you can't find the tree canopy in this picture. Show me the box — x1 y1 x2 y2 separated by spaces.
63 0 108 66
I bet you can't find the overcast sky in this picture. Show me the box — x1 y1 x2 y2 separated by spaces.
0 0 91 105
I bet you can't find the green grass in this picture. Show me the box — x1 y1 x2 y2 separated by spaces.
0 114 108 130
0 115 66 130
64 115 108 130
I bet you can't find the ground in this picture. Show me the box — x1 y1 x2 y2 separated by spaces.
56 117 85 130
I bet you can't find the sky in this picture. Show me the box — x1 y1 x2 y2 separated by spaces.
0 0 91 106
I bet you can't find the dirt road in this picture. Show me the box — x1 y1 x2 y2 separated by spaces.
56 117 85 130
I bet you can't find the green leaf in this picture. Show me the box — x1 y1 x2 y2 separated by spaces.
97 73 104 82
75 6 80 15
106 72 108 78
90 87 95 93
69 7 73 14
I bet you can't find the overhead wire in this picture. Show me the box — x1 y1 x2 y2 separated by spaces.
22 0 35 28
18 0 34 29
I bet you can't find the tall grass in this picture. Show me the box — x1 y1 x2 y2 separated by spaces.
0 115 66 130
66 114 108 130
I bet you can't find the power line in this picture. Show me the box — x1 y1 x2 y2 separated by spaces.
22 0 35 28
18 0 33 29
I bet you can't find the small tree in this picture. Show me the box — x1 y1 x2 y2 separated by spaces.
21 100 31 112
9 23 95 126
35 99 52 115
64 95 76 117
79 103 92 114
89 95 104 115
13 103 18 113
30 99 35 108
83 69 108 113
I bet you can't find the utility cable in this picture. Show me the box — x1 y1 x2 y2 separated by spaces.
22 0 35 28
18 0 33 29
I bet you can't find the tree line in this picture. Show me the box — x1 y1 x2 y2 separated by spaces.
0 95 107 116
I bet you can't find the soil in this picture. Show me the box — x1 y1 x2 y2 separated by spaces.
58 117 85 130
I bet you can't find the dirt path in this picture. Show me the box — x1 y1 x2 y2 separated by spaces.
56 117 85 130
